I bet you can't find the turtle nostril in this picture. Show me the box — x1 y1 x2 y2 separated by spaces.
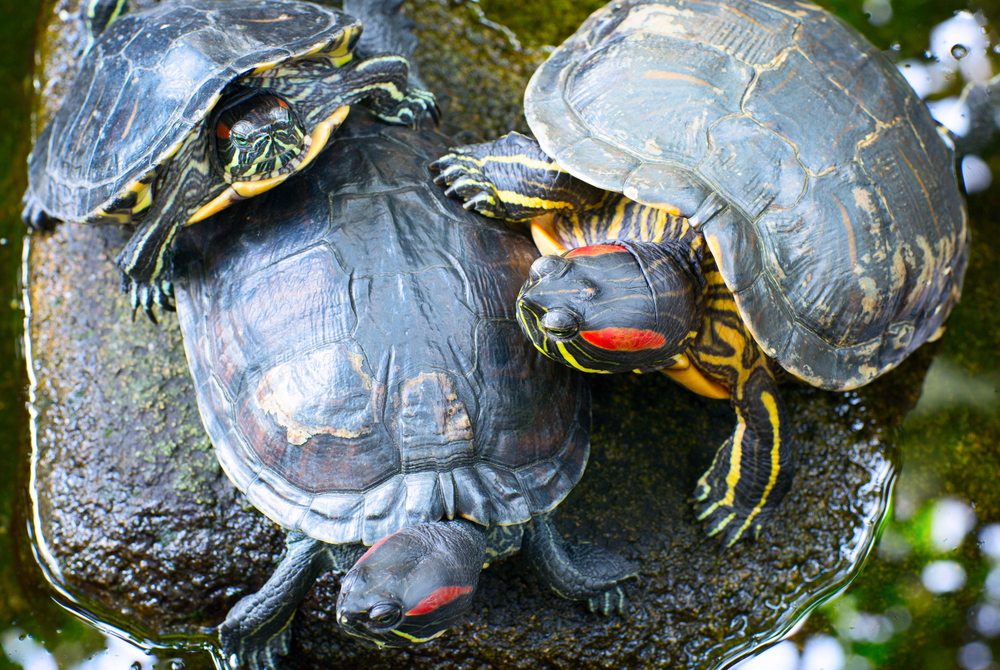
529 254 568 281
540 308 580 339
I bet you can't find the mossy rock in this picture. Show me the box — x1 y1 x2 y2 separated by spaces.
25 1 933 667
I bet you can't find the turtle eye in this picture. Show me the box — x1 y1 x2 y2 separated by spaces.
530 255 569 281
541 308 580 339
367 603 402 629
232 134 249 147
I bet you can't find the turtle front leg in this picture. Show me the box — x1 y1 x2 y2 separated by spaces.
691 361 795 545
686 266 795 545
114 126 218 322
432 132 609 220
218 532 363 670
116 216 178 323
244 53 439 132
522 513 637 615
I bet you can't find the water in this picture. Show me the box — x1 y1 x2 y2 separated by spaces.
3 0 999 668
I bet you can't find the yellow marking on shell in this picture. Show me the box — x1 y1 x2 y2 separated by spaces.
555 341 609 374
662 354 731 399
642 69 724 96
131 181 154 215
497 190 575 212
120 98 140 142
251 57 288 74
241 13 291 22
314 28 355 60
530 214 570 256
187 105 348 224
330 52 354 67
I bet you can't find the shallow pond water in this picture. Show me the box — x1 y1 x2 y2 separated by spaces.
2 0 999 669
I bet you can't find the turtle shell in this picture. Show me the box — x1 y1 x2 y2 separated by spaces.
27 0 358 223
175 113 590 546
525 0 969 390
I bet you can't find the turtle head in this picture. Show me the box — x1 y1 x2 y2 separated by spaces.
213 92 307 182
517 243 703 373
337 522 485 647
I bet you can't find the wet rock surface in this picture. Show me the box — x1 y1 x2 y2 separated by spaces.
24 0 935 667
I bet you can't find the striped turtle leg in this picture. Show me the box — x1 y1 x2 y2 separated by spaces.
218 532 363 670
687 262 795 546
241 52 439 132
114 124 220 322
432 132 610 220
522 513 637 615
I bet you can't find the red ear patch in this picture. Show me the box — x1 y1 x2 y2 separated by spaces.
215 121 231 139
277 98 290 109
406 586 473 617
581 327 667 351
565 245 627 258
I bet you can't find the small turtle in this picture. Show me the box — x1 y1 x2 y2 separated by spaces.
433 0 969 545
23 0 438 320
174 112 636 668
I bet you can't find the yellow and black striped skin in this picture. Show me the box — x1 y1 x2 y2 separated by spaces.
212 93 307 181
434 134 795 545
42 1 441 322
687 258 794 544
114 45 438 322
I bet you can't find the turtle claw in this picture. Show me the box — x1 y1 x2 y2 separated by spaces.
431 153 507 218
124 275 176 324
587 584 630 616
692 484 769 548
219 620 293 670
372 87 439 128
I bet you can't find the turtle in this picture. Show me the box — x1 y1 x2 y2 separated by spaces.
432 0 970 546
22 0 438 321
173 111 637 669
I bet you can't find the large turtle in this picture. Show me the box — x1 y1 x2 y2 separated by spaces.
433 0 970 545
174 111 636 668
23 0 437 319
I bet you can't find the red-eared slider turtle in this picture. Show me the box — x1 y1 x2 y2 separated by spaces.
174 111 636 668
23 0 437 320
433 0 970 545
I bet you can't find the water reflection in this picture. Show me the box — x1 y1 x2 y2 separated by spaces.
897 11 997 195
1 630 160 670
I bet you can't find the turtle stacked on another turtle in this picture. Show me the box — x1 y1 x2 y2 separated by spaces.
23 0 438 320
434 0 970 545
174 109 636 668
